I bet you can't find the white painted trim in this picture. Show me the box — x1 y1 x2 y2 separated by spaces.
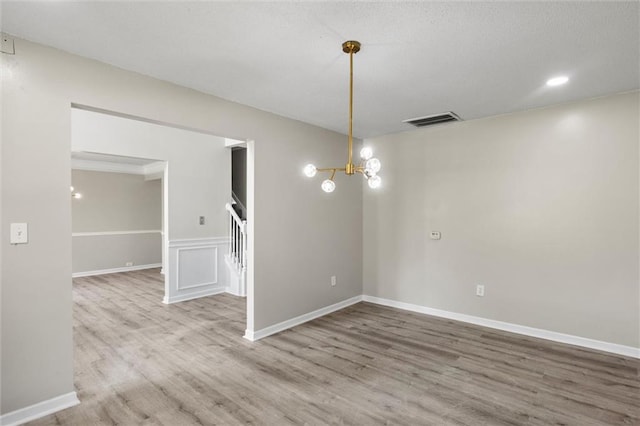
142 161 165 175
73 263 162 278
168 237 229 248
175 246 218 290
244 295 363 341
72 158 166 178
162 286 225 304
71 158 146 175
224 137 247 147
362 295 640 359
72 230 161 237
0 391 79 426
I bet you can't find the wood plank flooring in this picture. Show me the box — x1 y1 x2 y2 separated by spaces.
28 269 639 425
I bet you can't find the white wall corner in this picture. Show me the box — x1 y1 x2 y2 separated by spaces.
0 392 79 426
362 295 640 359
246 295 364 341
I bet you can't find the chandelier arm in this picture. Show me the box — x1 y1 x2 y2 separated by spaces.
316 167 346 172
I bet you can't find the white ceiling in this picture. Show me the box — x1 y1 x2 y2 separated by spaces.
2 2 638 138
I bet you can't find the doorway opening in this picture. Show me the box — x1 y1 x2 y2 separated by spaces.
70 106 251 327
71 152 166 280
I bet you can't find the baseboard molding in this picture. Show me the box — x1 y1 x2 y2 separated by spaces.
244 295 363 341
162 286 226 304
72 263 162 278
225 287 247 297
362 295 640 359
0 391 79 426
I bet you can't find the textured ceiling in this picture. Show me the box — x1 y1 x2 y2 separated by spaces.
1 1 638 138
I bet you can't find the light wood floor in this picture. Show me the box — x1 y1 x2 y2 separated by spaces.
29 269 638 425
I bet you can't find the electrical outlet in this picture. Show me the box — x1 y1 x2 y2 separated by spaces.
476 284 485 297
125 262 133 267
199 216 205 225
331 276 337 287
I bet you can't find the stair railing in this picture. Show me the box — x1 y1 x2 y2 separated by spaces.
225 202 247 272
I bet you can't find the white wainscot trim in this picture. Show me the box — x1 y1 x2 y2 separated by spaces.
0 391 79 426
164 237 229 304
244 295 363 341
73 263 162 278
176 246 218 290
362 295 640 359
72 230 161 237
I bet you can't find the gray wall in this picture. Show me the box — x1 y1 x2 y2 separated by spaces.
1 37 363 414
72 170 161 232
363 91 639 347
73 233 161 273
71 170 162 273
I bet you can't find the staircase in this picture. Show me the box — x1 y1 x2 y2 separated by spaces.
225 202 247 297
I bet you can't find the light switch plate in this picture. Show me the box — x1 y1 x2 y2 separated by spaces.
10 223 28 244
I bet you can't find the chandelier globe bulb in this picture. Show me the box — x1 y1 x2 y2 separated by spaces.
321 179 336 193
303 164 317 177
368 175 382 189
360 147 373 160
365 158 381 174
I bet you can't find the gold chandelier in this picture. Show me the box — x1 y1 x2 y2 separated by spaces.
303 41 382 192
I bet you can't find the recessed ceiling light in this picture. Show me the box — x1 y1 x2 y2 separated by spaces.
546 76 569 87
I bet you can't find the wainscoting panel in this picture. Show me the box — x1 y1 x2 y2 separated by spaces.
165 237 229 304
177 246 218 290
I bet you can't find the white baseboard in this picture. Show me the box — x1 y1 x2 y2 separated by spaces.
162 286 226 304
225 287 246 297
362 295 640 359
72 263 162 278
244 295 363 341
0 391 79 426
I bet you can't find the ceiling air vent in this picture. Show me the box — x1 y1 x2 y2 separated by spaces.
403 112 461 128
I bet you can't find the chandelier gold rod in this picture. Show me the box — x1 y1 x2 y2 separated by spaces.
347 45 354 172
